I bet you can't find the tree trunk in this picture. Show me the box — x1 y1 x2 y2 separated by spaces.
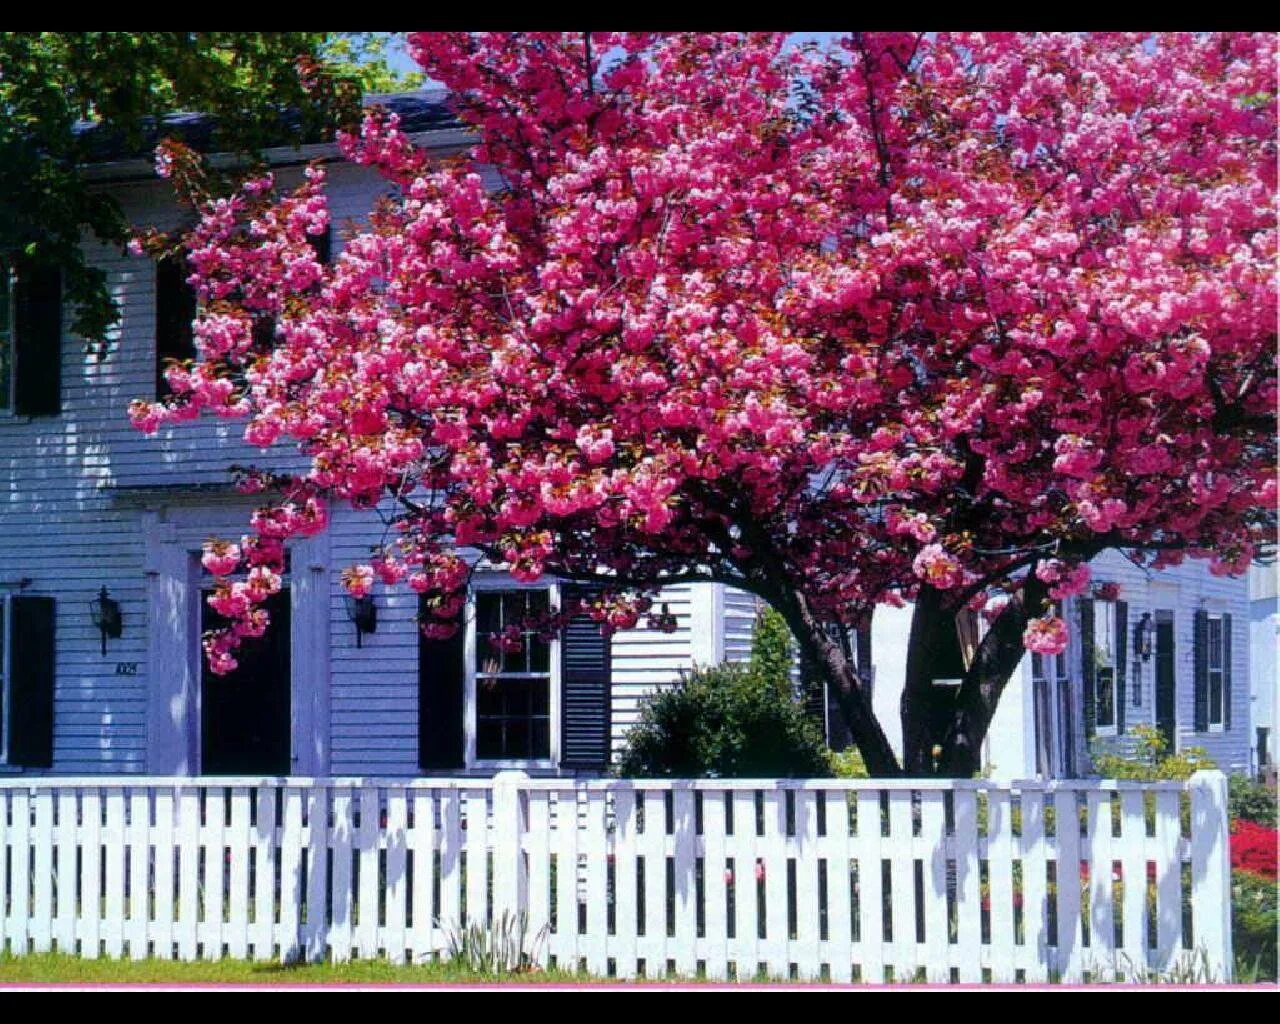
898 578 1052 778
764 585 903 777
899 587 963 776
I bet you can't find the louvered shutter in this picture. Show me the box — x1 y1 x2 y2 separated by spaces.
1080 599 1096 740
1223 612 1233 731
9 596 56 768
1193 609 1209 733
14 263 62 416
418 597 466 770
1115 600 1128 734
155 257 197 397
559 584 612 770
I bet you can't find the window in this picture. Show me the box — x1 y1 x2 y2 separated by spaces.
1207 614 1225 731
0 593 55 768
472 587 554 763
0 260 13 412
1093 600 1118 734
155 256 198 398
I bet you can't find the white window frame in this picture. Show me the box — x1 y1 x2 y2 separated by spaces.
1207 612 1226 734
0 595 10 764
466 576 560 772
1094 600 1119 736
0 258 15 415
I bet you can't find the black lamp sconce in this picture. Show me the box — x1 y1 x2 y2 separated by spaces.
1134 612 1154 662
89 586 123 656
345 593 378 648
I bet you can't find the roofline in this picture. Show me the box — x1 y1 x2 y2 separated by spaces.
80 126 476 186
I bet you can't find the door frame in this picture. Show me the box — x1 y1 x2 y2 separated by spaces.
144 505 329 776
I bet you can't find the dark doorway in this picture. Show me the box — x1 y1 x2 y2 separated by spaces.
1155 612 1176 745
201 588 291 775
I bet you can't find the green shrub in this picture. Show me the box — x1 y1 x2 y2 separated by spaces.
1090 724 1216 781
1232 869 1278 982
617 661 832 779
826 747 869 779
750 605 794 690
1228 773 1278 829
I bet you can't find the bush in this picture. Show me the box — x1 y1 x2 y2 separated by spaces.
1232 869 1278 982
1229 773 1278 829
616 661 832 779
826 747 869 779
1090 724 1216 781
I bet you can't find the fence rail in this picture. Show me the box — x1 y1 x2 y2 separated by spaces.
0 772 1233 983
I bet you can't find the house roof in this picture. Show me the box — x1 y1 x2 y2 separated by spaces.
72 90 462 165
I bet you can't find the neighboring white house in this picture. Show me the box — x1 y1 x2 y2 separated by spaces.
0 93 1257 782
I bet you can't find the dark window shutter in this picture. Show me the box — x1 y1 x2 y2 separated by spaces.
308 225 332 267
1193 609 1209 733
1115 600 1127 735
13 263 62 417
9 596 56 768
560 584 612 770
1079 598 1096 740
155 257 197 397
1223 613 1233 731
418 596 466 770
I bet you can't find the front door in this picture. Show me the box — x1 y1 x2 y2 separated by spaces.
200 588 291 775
1155 611 1176 745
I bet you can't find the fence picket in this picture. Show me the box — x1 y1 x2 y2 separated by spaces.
355 785 380 958
53 790 78 955
383 789 408 962
852 789 885 983
30 791 53 954
1052 789 1084 981
1119 789 1149 977
952 789 982 982
1017 787 1049 984
329 787 354 961
670 787 698 978
79 789 101 959
226 788 252 959
175 788 200 961
8 790 31 956
792 789 821 980
986 788 1016 982
127 789 150 959
822 790 854 983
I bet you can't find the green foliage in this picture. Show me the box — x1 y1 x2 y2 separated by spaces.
825 747 869 779
749 604 794 690
617 661 832 779
1228 773 1278 828
1090 724 1216 781
321 34 426 94
0 32 383 348
1232 869 1278 982
442 910 548 975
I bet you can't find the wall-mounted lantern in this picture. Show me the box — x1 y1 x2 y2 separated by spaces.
89 586 123 656
344 593 377 648
1134 611 1154 662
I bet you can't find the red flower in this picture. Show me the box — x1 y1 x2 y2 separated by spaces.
1230 820 1278 880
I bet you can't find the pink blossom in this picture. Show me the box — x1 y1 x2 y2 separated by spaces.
1023 616 1069 656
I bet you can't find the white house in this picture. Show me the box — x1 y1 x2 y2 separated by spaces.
0 93 1256 782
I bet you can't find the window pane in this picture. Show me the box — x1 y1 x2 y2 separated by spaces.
475 677 550 760
1208 618 1223 671
476 592 502 673
1097 667 1115 728
1209 672 1223 725
1031 652 1045 680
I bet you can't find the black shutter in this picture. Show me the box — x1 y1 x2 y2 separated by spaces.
1115 600 1128 735
418 596 466 770
1193 609 1209 733
13 263 62 417
1080 598 1096 740
9 596 56 768
308 225 332 267
155 257 197 397
560 584 612 770
1223 613 1233 731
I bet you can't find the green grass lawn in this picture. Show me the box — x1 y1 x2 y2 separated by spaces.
0 952 598 985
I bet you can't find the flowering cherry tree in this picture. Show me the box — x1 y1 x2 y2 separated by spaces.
130 32 1277 777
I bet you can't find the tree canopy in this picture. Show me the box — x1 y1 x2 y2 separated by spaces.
132 32 1277 775
0 32 418 348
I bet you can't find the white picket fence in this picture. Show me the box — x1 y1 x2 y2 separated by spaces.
0 772 1233 983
